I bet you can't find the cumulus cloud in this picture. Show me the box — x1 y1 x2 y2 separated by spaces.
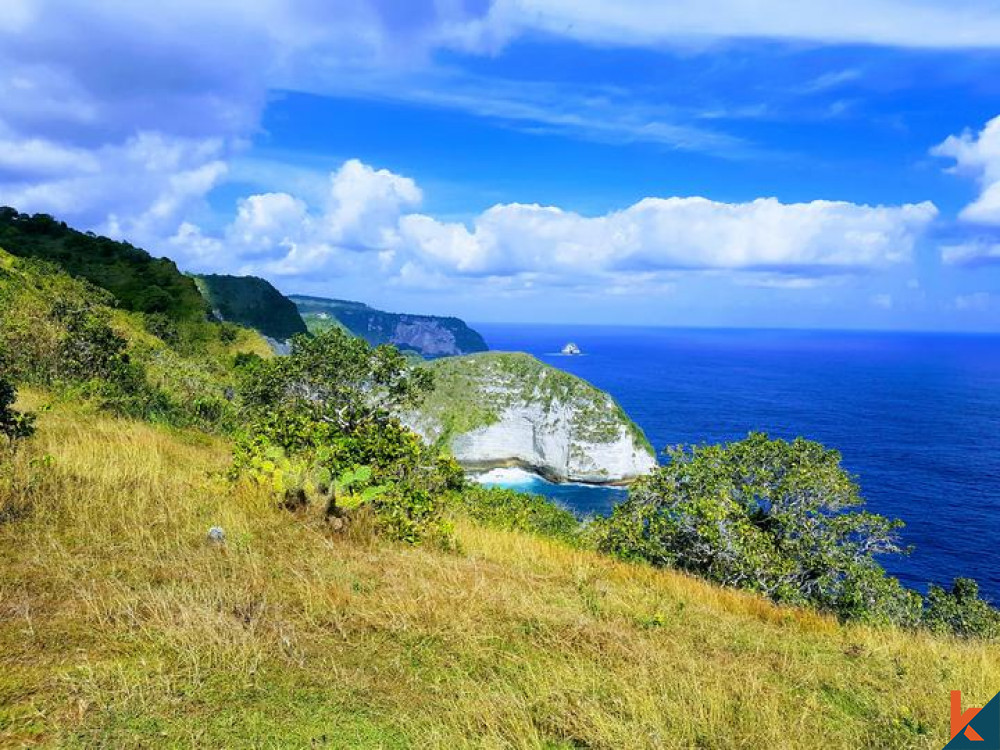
173 159 424 276
0 132 227 241
933 115 1000 225
396 195 938 277
940 240 1000 266
178 159 937 289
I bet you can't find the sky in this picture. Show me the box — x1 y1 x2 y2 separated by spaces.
2 1 1000 330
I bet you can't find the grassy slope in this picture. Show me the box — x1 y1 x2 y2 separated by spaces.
0 246 273 428
2 398 997 748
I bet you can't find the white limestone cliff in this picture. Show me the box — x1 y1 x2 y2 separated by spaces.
406 352 657 485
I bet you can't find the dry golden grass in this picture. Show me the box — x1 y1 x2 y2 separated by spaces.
1 393 998 748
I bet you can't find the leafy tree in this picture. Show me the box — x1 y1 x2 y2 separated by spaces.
234 328 454 545
239 328 433 431
597 433 921 624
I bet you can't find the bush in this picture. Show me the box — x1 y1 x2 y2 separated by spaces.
450 485 582 544
923 578 1000 639
0 376 34 444
233 328 455 546
596 433 921 624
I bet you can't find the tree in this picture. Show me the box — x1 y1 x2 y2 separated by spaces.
234 328 454 545
597 432 920 624
239 328 432 434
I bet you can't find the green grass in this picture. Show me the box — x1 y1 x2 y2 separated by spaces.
1 394 998 748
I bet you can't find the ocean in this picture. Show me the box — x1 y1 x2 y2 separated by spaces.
473 324 1000 602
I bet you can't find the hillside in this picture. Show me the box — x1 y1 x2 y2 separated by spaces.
0 208 209 324
291 294 488 358
0 246 271 430
1 395 997 748
408 352 657 484
194 273 309 342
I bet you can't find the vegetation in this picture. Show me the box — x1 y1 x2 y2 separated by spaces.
194 273 309 341
0 247 270 429
231 328 458 545
0 376 33 444
291 294 488 357
1 397 998 748
596 433 1000 638
0 208 208 325
446 484 583 545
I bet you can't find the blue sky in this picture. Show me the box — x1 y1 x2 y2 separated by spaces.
2 1 1000 330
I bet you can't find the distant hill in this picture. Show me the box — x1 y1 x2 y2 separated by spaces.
194 274 308 342
0 207 208 323
290 295 488 358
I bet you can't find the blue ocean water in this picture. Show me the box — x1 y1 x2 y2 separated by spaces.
474 324 1000 601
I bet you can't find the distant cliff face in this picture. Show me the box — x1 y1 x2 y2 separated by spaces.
405 352 657 485
290 295 488 358
194 274 308 342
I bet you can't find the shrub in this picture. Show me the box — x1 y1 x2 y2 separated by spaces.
923 578 1000 639
144 312 180 345
450 485 582 544
0 376 34 444
596 433 921 624
233 328 455 546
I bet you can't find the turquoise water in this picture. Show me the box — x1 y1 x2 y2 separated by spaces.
474 324 1000 600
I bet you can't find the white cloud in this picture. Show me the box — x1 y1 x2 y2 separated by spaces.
0 132 228 242
178 159 937 290
933 115 1000 225
488 0 1000 50
871 293 894 309
397 195 938 277
953 292 994 312
940 240 1000 266
324 160 422 250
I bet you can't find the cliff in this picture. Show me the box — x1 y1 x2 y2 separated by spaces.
290 294 488 358
407 352 657 484
194 274 308 342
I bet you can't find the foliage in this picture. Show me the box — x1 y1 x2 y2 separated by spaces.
0 207 209 324
238 327 433 431
448 484 583 545
596 432 923 625
194 274 308 341
0 376 34 444
0 248 265 431
922 578 1000 639
233 327 456 545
